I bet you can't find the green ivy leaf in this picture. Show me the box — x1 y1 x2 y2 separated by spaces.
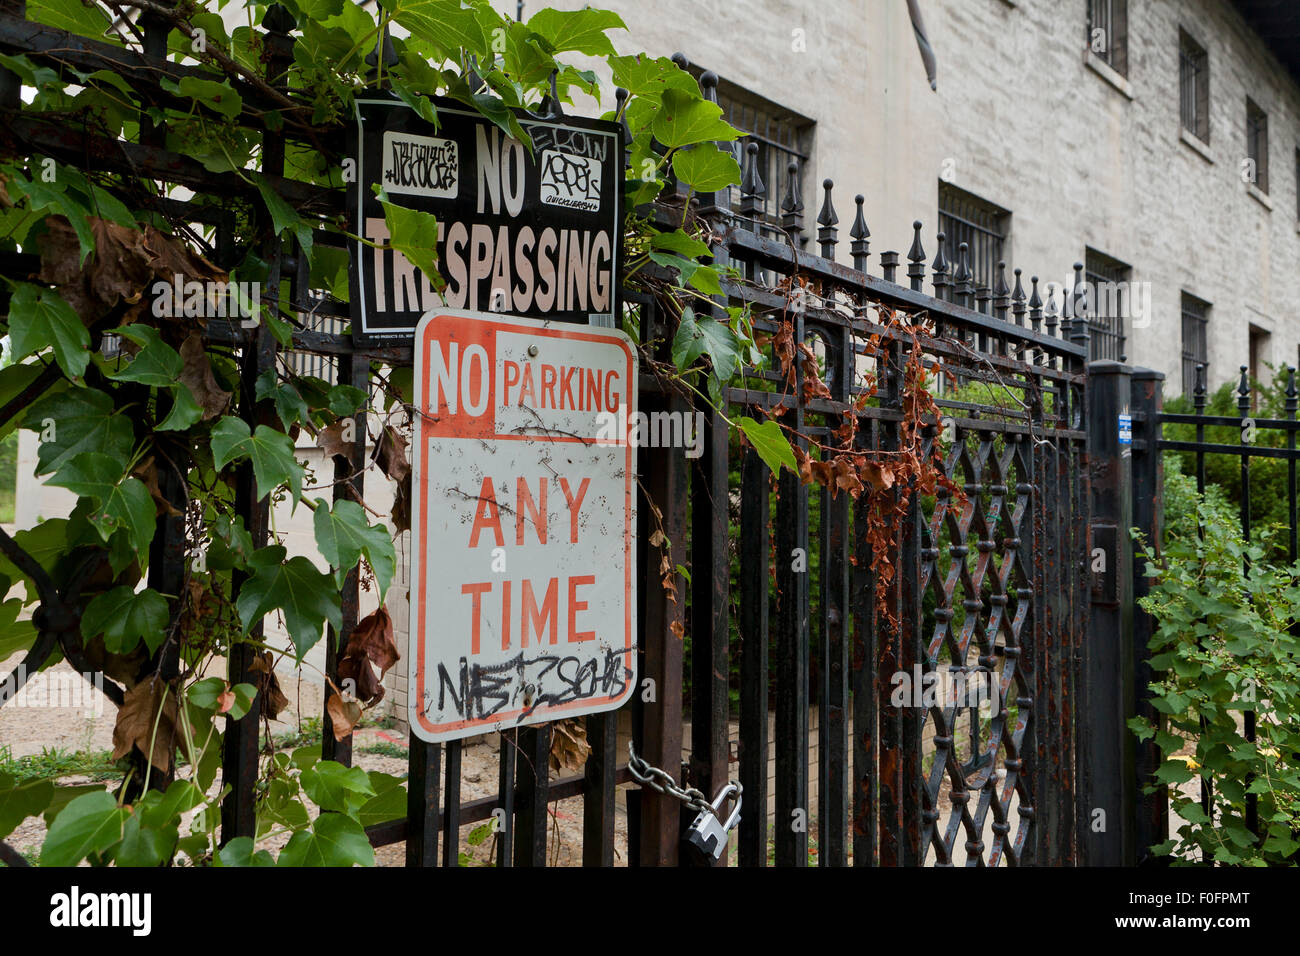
46 452 155 554
671 144 741 193
328 384 367 418
738 416 797 477
647 252 723 295
385 0 489 59
0 362 44 440
649 229 712 259
0 773 54 841
609 54 700 100
112 812 176 867
373 187 439 283
25 387 133 476
80 585 169 655
300 761 375 815
356 772 406 828
653 88 740 148
157 385 203 431
27 0 114 44
210 417 304 501
105 324 184 386
236 545 342 660
276 811 374 867
10 176 96 263
0 598 36 660
216 835 276 867
6 283 90 379
313 497 395 598
41 790 128 867
526 7 626 56
256 369 310 429
160 76 244 120
253 172 313 264
671 307 741 382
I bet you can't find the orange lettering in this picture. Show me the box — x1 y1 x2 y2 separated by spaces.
521 577 558 646
568 575 595 642
468 476 504 547
461 581 491 654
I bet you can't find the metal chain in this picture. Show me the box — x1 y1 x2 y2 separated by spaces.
626 742 738 818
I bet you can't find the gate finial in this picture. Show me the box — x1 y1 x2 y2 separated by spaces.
740 143 765 223
994 261 1010 321
817 179 838 260
932 231 949 301
850 197 872 272
1011 268 1026 327
906 221 926 291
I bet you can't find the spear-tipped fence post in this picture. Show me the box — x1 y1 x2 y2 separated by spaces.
932 231 950 302
955 242 973 309
1069 262 1091 354
906 220 926 291
781 159 804 247
817 179 839 260
850 196 872 272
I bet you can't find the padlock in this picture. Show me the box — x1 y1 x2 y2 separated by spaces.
685 783 742 862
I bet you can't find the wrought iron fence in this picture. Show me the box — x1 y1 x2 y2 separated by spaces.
0 4 1115 867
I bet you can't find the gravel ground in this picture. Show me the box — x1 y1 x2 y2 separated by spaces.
1 652 630 866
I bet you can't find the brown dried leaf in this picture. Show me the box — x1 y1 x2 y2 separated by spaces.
375 425 410 483
832 457 864 498
862 461 896 491
250 651 289 720
391 475 411 533
669 620 685 640
326 693 363 741
548 717 590 774
318 421 353 461
141 223 224 285
112 677 179 773
179 332 230 419
133 456 181 516
338 654 383 703
344 606 399 677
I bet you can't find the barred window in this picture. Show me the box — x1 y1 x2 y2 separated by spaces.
1179 29 1209 142
1181 292 1209 396
1087 0 1128 76
1247 98 1269 193
938 183 1009 295
1084 248 1130 363
712 80 813 237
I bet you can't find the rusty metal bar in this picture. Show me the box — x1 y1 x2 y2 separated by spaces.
220 9 294 846
688 400 730 865
513 724 551 866
737 444 770 867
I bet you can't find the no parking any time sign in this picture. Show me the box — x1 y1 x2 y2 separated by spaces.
407 309 637 743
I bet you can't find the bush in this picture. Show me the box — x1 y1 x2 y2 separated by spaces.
1163 365 1297 560
1133 497 1300 865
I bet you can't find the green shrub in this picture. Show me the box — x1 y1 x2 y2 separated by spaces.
1133 498 1300 865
